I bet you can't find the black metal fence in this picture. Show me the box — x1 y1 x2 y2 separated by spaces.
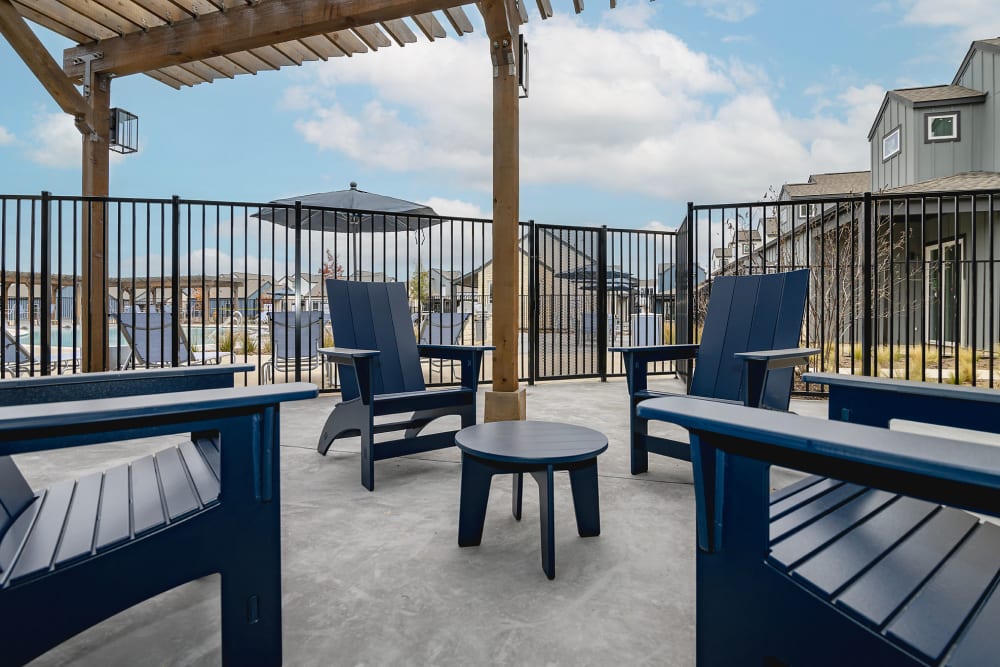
687 189 1000 390
0 193 680 388
10 188 994 392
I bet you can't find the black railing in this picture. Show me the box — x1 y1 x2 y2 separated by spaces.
0 193 681 388
689 189 1000 391
6 189 997 392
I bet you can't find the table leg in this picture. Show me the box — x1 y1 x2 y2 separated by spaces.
512 473 523 521
568 458 601 537
458 453 494 547
531 466 556 580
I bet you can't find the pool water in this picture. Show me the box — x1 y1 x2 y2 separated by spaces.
17 325 206 348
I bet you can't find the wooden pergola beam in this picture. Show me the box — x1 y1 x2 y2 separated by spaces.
63 0 470 80
0 0 89 120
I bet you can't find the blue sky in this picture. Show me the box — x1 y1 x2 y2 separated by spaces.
1 0 998 232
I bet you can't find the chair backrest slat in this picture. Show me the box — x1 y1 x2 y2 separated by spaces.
116 312 189 366
690 270 808 409
328 280 425 401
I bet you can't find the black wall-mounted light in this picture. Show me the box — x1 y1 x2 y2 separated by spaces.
109 108 138 154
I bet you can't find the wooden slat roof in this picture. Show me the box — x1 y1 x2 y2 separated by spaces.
10 0 595 89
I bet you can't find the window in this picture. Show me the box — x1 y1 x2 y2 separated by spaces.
925 111 959 142
796 203 819 219
882 126 901 161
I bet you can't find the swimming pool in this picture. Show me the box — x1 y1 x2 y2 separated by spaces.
16 325 207 348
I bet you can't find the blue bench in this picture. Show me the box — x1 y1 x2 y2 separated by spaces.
0 366 317 665
637 378 1000 667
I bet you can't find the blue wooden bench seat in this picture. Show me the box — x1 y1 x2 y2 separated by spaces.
0 366 317 665
637 386 1000 667
1 435 222 585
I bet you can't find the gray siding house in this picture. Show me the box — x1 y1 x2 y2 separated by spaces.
864 38 1000 350
745 38 1000 354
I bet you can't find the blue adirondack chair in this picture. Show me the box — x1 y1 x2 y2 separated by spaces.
0 366 317 665
637 376 1000 666
260 310 325 384
317 280 493 491
612 269 816 472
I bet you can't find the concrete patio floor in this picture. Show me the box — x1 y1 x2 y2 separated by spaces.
15 376 827 666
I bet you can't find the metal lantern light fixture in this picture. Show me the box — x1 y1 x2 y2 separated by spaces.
109 107 138 154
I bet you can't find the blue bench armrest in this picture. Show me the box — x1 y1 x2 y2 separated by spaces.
734 347 819 367
0 383 319 456
417 344 494 360
318 346 380 365
637 396 1000 522
737 348 819 408
0 365 255 406
417 344 493 392
803 371 1000 430
609 344 700 362
611 344 699 397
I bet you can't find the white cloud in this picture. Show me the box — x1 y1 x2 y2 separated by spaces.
0 126 13 145
423 197 488 219
287 14 878 206
686 0 758 22
901 0 1000 46
642 220 677 232
27 112 79 168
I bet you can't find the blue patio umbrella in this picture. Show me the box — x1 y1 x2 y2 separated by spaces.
555 263 638 292
251 182 441 279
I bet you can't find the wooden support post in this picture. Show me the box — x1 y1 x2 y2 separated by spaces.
81 73 111 372
482 0 525 421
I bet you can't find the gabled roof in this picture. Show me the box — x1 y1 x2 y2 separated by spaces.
890 84 986 106
883 171 1000 194
868 84 987 140
732 229 761 243
953 38 1000 85
782 171 871 198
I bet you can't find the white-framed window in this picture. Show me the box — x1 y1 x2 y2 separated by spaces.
925 111 959 142
882 126 901 161
796 203 819 220
487 279 493 304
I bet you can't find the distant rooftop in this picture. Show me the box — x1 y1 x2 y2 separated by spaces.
888 84 986 106
782 171 871 198
884 171 1000 194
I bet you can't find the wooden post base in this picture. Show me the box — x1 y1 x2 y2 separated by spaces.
484 388 526 422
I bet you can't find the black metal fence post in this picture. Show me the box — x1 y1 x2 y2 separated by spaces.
40 191 51 375
170 195 181 367
528 219 538 386
862 192 873 377
597 225 608 382
294 201 303 382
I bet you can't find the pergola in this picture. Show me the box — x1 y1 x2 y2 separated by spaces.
0 0 612 420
